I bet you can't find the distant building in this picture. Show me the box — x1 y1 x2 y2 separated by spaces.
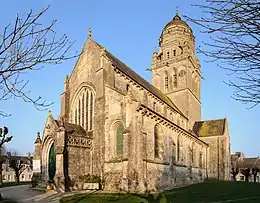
2 152 33 183
231 152 260 182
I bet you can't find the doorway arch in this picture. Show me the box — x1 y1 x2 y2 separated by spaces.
48 143 56 182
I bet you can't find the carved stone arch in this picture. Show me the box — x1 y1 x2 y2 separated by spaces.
41 135 55 182
109 120 125 157
70 85 95 131
70 83 96 110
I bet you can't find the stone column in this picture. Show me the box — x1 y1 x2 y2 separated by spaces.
54 126 66 191
128 111 145 193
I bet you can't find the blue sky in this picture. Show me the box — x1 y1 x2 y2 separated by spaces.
0 0 259 156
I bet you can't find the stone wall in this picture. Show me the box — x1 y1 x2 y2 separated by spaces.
200 135 230 180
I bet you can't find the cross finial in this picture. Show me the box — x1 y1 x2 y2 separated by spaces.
88 28 92 38
153 47 157 54
176 6 179 16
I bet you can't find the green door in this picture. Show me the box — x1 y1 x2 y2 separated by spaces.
48 143 56 182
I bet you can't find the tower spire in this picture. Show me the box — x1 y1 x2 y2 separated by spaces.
176 6 179 16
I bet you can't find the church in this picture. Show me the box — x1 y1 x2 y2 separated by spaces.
33 12 231 193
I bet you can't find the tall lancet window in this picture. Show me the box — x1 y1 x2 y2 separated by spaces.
154 124 160 158
165 72 169 90
73 87 95 131
173 68 177 88
90 92 94 130
78 100 81 126
82 94 85 128
85 91 89 130
75 108 77 124
116 123 124 156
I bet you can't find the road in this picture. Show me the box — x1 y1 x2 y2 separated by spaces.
0 185 62 203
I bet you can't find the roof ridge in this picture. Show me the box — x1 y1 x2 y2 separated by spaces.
101 44 186 117
195 118 226 123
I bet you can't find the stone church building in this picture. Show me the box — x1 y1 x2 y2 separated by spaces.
33 12 231 193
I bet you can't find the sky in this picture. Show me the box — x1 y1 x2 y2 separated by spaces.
0 0 259 157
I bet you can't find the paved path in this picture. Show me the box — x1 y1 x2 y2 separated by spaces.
0 185 63 203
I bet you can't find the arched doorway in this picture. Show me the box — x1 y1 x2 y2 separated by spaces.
48 143 56 182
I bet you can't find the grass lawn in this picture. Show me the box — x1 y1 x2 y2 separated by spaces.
60 181 260 203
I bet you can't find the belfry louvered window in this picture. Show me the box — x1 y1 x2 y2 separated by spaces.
173 68 177 88
165 73 169 90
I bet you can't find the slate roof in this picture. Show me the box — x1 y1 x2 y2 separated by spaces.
92 40 186 117
193 118 226 137
55 120 86 135
238 158 260 169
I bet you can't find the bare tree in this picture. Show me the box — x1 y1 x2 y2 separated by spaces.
0 127 12 185
0 6 76 116
7 149 32 183
184 0 260 107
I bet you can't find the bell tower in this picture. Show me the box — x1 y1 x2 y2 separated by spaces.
151 11 202 128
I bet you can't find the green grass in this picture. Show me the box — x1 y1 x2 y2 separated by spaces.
60 181 260 203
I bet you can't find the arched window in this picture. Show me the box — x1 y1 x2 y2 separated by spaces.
75 108 77 124
199 152 203 168
165 72 169 90
154 125 160 158
167 51 170 59
82 94 85 128
78 100 81 126
173 50 176 56
172 142 176 164
90 92 94 130
173 68 177 88
177 135 181 161
192 143 196 165
116 123 124 156
73 87 95 131
86 91 89 130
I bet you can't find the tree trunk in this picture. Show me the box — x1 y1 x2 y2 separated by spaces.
0 148 2 186
15 171 20 183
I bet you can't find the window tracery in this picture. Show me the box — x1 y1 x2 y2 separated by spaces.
73 87 95 131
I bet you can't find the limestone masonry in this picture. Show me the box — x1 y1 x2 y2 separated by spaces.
33 12 231 193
